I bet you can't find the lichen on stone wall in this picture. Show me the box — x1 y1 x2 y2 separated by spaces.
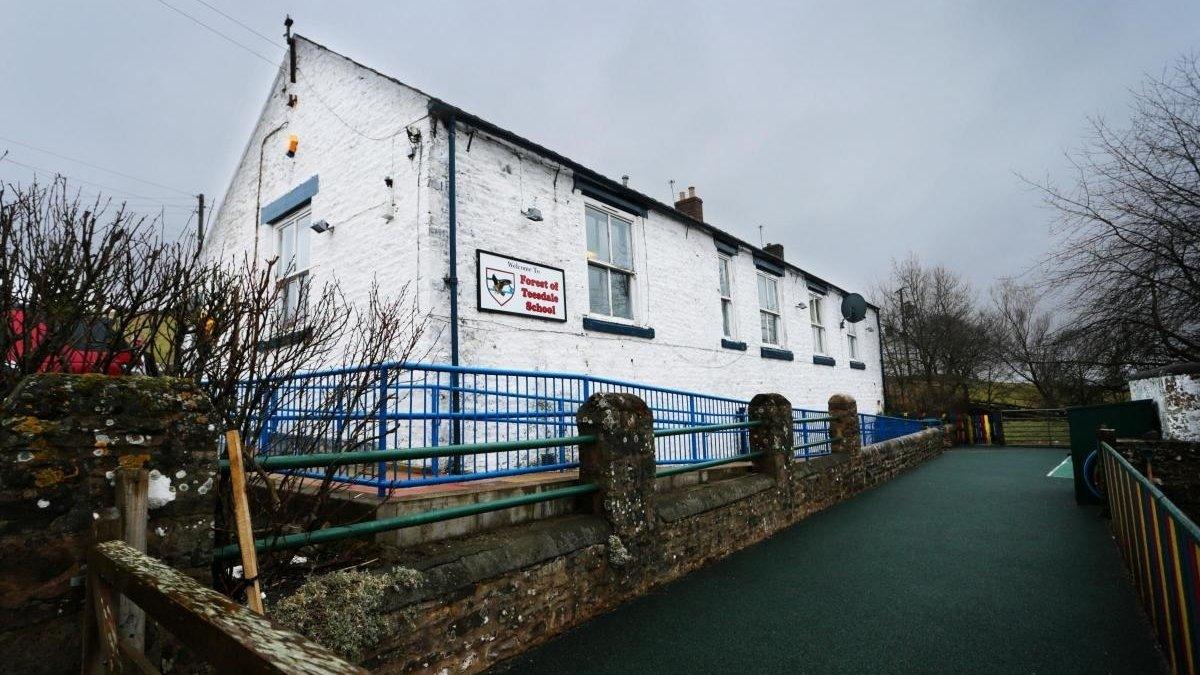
272 567 426 662
606 535 633 567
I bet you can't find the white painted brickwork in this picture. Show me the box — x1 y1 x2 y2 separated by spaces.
206 37 885 412
1129 372 1200 441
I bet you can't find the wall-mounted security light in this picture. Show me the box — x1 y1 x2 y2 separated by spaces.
795 301 807 309
310 219 333 234
522 207 543 222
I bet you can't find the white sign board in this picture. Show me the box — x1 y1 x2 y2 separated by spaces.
476 250 567 322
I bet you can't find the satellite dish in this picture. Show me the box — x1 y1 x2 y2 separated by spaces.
841 293 868 323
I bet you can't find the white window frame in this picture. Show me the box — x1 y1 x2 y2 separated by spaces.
585 203 637 321
810 294 826 355
275 207 312 322
847 318 859 360
718 254 735 339
757 272 783 347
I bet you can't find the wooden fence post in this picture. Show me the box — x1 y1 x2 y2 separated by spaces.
115 469 148 652
82 511 122 674
226 431 265 615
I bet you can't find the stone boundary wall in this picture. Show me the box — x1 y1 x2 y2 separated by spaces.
0 375 219 675
364 399 949 673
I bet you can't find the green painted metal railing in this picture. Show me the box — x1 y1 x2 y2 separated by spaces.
216 420 765 560
795 438 834 451
652 420 781 477
222 421 766 472
655 451 764 478
214 482 599 560
219 435 598 472
653 420 761 438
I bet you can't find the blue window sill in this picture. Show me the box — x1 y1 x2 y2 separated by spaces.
261 175 319 224
721 339 747 351
257 327 313 352
813 355 836 367
850 360 866 370
582 317 655 339
760 346 794 361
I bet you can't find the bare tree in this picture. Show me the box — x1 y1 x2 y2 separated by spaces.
151 259 432 590
991 281 1065 406
990 280 1124 407
875 256 995 416
0 179 195 396
1042 54 1200 368
1 179 432 593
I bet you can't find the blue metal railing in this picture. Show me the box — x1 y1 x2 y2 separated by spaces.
793 409 834 459
243 361 923 492
858 413 934 446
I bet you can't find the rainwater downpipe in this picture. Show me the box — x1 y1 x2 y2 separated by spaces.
446 115 463 468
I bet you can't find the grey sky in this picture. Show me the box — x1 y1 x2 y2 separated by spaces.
2 1 1198 298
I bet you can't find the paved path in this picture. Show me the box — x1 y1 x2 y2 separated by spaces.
494 448 1164 674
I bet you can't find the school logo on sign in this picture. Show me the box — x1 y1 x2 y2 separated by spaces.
485 268 516 305
476 250 567 322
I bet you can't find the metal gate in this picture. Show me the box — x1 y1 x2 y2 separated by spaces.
996 408 1069 447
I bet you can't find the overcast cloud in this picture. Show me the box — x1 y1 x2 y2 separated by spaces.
2 1 1198 298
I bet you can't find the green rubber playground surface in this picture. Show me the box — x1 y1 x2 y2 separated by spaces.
493 448 1164 674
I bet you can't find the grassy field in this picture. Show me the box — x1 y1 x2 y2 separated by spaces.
969 381 1047 408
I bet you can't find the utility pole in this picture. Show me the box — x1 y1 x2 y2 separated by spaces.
196 193 205 256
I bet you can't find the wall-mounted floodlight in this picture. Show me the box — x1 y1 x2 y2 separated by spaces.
522 207 543 222
310 219 333 234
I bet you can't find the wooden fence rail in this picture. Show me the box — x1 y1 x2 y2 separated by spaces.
82 541 365 675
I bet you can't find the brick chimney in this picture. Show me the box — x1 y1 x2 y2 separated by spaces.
674 186 703 222
764 242 784 261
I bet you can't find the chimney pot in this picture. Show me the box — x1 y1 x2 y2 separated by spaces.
622 175 629 187
674 185 704 222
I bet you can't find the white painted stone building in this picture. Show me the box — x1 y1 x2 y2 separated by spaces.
204 36 885 411
1128 364 1200 441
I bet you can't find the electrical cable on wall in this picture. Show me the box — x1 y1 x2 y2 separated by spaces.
296 67 431 142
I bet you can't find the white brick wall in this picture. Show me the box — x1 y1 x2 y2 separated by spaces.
1129 371 1200 441
206 37 885 413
